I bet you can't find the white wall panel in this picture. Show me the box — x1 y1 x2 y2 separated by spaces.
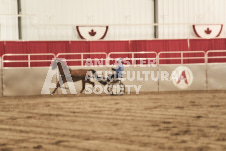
21 0 155 40
1 0 226 40
157 0 226 39
0 0 18 40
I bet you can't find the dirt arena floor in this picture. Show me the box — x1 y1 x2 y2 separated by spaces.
0 91 226 151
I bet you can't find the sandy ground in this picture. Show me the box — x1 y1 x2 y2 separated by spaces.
0 91 226 151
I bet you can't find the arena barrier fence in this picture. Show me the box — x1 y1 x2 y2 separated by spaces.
158 51 206 64
206 50 226 90
0 51 226 96
2 53 56 68
158 51 206 91
1 54 56 96
108 52 158 65
56 52 108 66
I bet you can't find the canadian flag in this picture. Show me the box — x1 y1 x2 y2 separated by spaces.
193 24 223 39
76 26 108 40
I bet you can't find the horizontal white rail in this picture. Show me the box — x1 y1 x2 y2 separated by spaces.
206 50 226 63
158 51 206 64
56 52 107 66
2 53 55 68
108 51 157 65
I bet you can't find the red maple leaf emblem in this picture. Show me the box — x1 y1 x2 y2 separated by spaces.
205 28 212 34
89 29 96 36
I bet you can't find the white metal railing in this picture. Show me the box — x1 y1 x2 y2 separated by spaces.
108 51 157 65
2 53 56 68
1 50 226 68
206 50 226 63
56 52 108 66
158 51 206 64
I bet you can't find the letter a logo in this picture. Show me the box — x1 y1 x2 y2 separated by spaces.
177 70 188 84
172 66 193 90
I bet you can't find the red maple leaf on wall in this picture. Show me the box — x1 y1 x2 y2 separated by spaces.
89 29 96 36
205 28 212 34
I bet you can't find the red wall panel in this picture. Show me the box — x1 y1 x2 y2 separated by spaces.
90 41 130 65
189 39 226 63
4 41 28 54
66 41 90 66
4 41 28 67
0 42 5 56
189 39 226 51
27 41 51 67
130 40 189 64
1 39 226 67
